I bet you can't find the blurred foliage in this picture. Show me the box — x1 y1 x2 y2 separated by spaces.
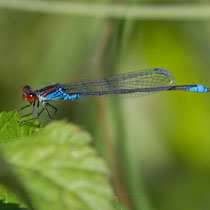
0 112 120 210
0 0 210 210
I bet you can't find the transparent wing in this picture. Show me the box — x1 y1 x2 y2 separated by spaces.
63 68 176 97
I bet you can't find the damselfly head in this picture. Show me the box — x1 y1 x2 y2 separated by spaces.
22 85 37 102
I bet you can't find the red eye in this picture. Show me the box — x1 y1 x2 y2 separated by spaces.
26 93 37 102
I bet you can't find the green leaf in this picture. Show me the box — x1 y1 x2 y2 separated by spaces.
0 111 40 143
0 200 27 210
0 185 18 204
0 153 34 210
0 120 116 210
113 198 127 210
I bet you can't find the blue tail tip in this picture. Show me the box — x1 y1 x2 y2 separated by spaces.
188 85 208 93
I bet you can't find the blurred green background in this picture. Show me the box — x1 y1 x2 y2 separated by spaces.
1 0 210 210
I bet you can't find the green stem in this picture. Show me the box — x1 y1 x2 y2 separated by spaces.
1 0 210 20
110 100 153 210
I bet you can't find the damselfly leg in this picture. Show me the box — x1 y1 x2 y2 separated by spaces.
18 101 44 125
18 100 58 125
43 103 57 120
46 103 57 118
18 102 35 123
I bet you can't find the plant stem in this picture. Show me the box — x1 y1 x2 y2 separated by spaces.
1 0 210 20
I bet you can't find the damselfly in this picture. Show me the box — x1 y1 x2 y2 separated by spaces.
18 68 209 124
